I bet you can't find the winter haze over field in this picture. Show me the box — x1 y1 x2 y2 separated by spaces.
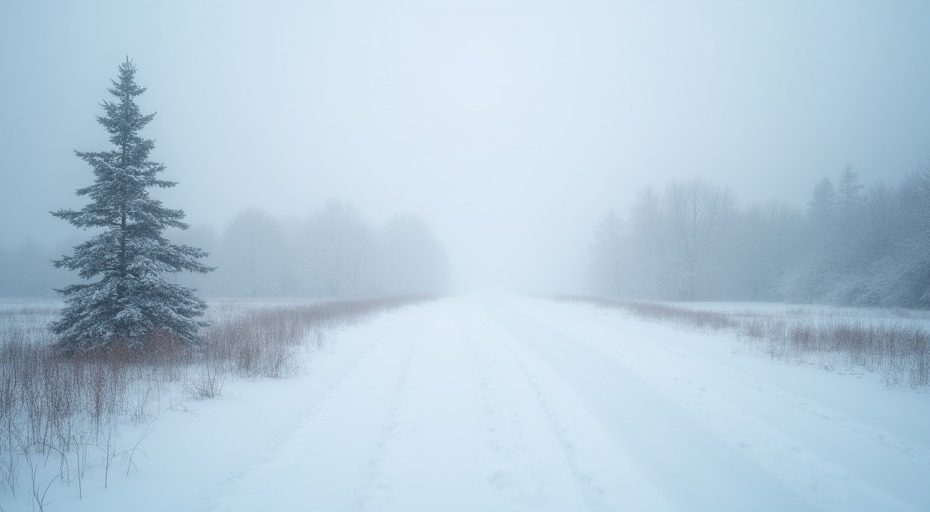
3 1 930 293
3 2 930 512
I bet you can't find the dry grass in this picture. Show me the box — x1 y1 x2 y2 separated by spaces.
202 299 409 379
0 296 426 505
560 296 930 388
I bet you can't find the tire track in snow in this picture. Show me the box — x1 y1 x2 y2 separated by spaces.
519 299 930 511
463 301 674 512
470 311 607 510
353 317 424 511
456 306 553 511
483 297 820 511
207 319 404 507
495 334 610 511
208 310 425 512
606 308 930 461
349 300 489 512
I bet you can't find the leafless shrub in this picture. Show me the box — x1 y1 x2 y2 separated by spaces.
185 365 225 400
201 297 420 378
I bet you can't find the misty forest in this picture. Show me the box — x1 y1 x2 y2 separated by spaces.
589 168 930 307
2 2 930 511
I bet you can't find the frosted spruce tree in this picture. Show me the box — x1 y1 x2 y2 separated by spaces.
51 59 212 350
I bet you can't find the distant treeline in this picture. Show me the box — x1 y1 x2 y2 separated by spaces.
0 200 448 298
589 166 930 308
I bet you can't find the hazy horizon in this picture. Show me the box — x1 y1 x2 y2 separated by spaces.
3 0 929 293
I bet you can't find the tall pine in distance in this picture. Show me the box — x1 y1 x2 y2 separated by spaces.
51 58 213 350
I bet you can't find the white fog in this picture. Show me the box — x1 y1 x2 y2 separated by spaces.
2 1 930 511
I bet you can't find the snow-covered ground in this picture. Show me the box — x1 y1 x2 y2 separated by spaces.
3 295 930 511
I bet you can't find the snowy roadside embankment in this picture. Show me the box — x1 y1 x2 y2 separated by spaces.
0 297 425 511
561 297 930 387
506 296 930 511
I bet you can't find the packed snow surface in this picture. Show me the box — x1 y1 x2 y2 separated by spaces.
9 295 930 511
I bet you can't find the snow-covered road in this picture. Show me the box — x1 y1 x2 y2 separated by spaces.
39 296 930 511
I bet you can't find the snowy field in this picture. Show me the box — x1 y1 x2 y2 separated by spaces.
1 295 927 511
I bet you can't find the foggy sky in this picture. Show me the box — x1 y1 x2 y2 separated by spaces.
2 0 929 292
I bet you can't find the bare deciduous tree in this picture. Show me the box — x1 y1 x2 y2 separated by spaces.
663 179 735 299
